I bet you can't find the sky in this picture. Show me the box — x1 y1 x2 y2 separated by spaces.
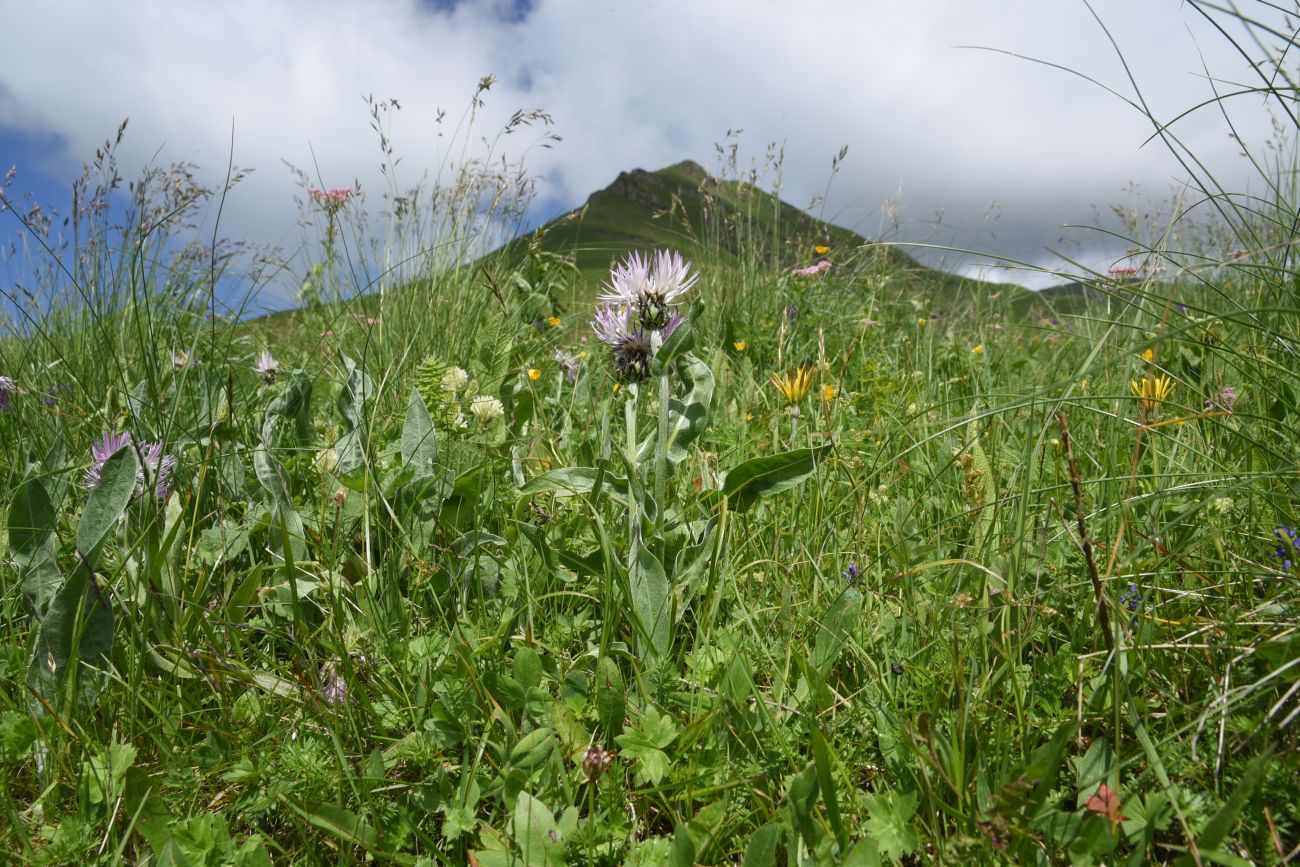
0 0 1292 311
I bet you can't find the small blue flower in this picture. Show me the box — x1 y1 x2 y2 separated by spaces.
1119 582 1143 612
1273 527 1298 570
843 562 860 587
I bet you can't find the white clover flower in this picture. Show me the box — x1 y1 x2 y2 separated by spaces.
469 395 504 425
441 366 470 393
314 447 340 475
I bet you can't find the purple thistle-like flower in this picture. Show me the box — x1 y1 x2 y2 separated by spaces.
1206 386 1237 414
843 562 861 586
599 249 697 331
87 431 133 491
133 440 178 500
553 348 582 383
0 376 16 411
320 662 349 706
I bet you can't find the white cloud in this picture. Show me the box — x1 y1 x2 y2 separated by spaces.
0 0 1287 303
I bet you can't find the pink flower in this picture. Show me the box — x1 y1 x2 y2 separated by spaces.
309 187 352 208
793 260 832 277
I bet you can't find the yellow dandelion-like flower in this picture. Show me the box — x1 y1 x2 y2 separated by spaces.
822 383 836 402
527 368 542 381
733 341 747 351
769 364 815 405
1141 348 1154 362
917 317 926 326
814 244 829 255
546 316 561 327
1130 374 1175 412
972 344 984 355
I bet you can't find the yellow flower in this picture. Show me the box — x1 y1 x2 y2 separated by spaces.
917 317 926 326
1141 348 1154 362
527 368 542 381
972 344 984 355
769 364 815 405
822 383 836 402
733 341 747 351
546 316 561 327
1130 374 1176 412
813 244 829 255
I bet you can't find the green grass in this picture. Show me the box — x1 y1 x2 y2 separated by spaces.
2 10 1299 864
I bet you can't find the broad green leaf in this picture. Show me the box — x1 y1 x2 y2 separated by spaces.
80 740 137 806
636 351 714 470
252 445 306 563
653 318 695 373
786 763 821 849
333 352 374 476
519 466 630 504
1181 746 1272 863
508 727 557 774
811 587 862 675
615 705 678 786
630 543 671 660
9 475 62 618
593 656 626 737
667 821 696 867
1074 738 1116 809
26 567 115 714
400 388 438 477
77 445 137 563
720 444 832 513
511 791 562 867
279 796 416 864
811 723 848 850
741 823 783 867
261 370 313 447
863 789 919 863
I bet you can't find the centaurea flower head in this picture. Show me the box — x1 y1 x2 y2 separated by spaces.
138 441 178 500
593 303 653 384
252 350 280 384
599 249 697 331
0 376 16 411
87 431 132 491
553 348 582 382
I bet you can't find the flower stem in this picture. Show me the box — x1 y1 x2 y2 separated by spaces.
653 370 670 546
624 385 640 554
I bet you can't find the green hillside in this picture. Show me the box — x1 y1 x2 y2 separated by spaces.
493 159 1045 316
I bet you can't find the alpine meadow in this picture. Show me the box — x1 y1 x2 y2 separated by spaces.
2 4 1300 865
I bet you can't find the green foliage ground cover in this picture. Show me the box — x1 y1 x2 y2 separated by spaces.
2 12 1299 863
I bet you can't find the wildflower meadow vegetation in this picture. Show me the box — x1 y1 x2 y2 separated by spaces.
2 10 1299 866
